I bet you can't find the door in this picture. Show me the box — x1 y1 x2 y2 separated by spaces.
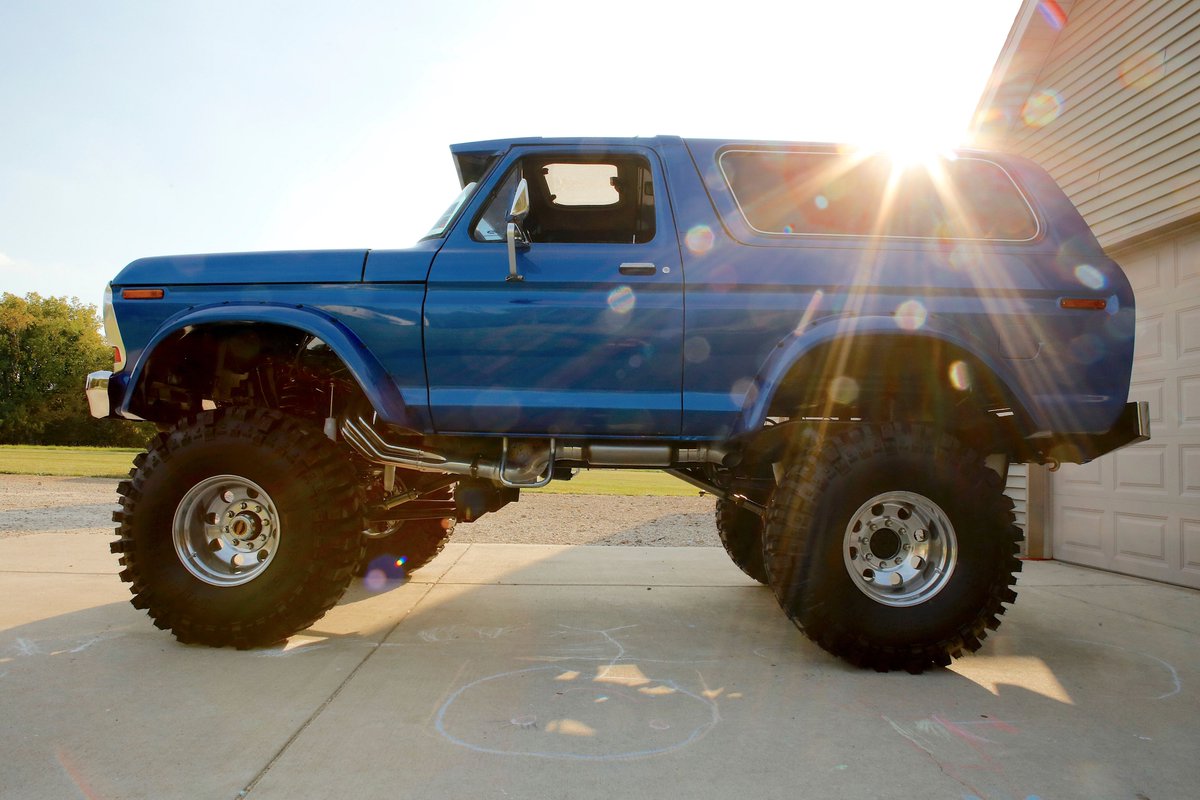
424 146 684 436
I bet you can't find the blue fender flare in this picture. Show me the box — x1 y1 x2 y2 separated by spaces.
117 303 415 428
730 314 1038 438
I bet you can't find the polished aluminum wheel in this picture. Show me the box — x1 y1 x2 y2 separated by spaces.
172 475 281 587
842 490 957 607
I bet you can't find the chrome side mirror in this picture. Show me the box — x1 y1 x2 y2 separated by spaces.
506 178 531 282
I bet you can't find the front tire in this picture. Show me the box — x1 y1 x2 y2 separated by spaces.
763 424 1021 673
111 408 364 648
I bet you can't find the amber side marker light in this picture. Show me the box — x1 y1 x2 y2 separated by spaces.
1059 297 1107 310
122 288 165 300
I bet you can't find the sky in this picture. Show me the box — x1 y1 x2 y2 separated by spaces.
0 0 1023 305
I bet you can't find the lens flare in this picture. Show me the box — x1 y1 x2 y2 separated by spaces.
363 554 408 591
829 375 860 406
814 194 829 210
1037 0 1067 30
1119 50 1166 90
948 360 972 391
1074 264 1106 290
685 225 714 255
684 336 711 363
895 299 928 331
607 285 636 314
1022 90 1064 129
730 377 758 407
364 568 388 592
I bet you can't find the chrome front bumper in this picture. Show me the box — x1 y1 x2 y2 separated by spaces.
85 370 112 418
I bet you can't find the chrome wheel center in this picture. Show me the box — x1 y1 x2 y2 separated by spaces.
842 490 957 607
172 475 281 587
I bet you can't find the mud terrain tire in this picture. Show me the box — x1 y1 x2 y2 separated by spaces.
715 499 768 584
358 488 456 579
111 408 364 648
763 424 1021 673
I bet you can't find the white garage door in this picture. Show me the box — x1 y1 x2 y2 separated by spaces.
1050 222 1200 589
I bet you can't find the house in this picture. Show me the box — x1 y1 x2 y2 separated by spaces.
973 0 1200 588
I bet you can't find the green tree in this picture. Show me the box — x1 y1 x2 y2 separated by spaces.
0 292 152 446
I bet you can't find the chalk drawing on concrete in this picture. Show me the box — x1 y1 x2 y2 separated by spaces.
434 625 721 760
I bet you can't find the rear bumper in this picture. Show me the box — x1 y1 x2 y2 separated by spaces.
85 371 112 418
1038 401 1151 464
1091 400 1152 455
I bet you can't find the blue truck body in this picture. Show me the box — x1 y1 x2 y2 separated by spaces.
99 135 1139 459
88 136 1149 669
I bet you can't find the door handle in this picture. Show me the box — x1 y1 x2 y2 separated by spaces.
619 262 657 276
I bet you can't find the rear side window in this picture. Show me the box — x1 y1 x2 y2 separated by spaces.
718 150 1038 241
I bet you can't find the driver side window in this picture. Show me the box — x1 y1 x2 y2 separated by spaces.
472 154 656 244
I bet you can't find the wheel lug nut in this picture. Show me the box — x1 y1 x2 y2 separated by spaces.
254 505 262 513
240 502 248 510
893 557 902 566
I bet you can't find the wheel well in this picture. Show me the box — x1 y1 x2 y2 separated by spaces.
129 322 365 425
765 335 1027 451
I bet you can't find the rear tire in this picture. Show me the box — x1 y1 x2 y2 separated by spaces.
763 424 1021 673
111 408 364 648
715 499 768 584
358 517 455 579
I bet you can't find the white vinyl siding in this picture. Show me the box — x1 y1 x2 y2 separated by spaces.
998 0 1200 248
1005 463 1029 556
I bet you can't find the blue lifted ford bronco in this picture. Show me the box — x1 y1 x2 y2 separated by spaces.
87 136 1148 672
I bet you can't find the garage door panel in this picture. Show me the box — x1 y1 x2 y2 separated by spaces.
1184 519 1200 576
1125 249 1161 293
1056 458 1107 493
1179 228 1200 285
1115 444 1169 494
1114 512 1168 563
1181 375 1200 428
1181 445 1200 497
1058 506 1108 553
1135 313 1165 361
1179 304 1200 358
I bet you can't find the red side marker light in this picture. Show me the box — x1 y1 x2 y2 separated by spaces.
1059 298 1107 310
122 288 164 300
112 347 122 364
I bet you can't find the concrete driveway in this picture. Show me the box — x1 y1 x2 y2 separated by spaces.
1 532 1197 800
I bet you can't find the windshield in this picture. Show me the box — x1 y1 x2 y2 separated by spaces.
423 181 478 238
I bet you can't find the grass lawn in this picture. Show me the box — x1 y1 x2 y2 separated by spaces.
0 445 703 497
0 445 143 479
